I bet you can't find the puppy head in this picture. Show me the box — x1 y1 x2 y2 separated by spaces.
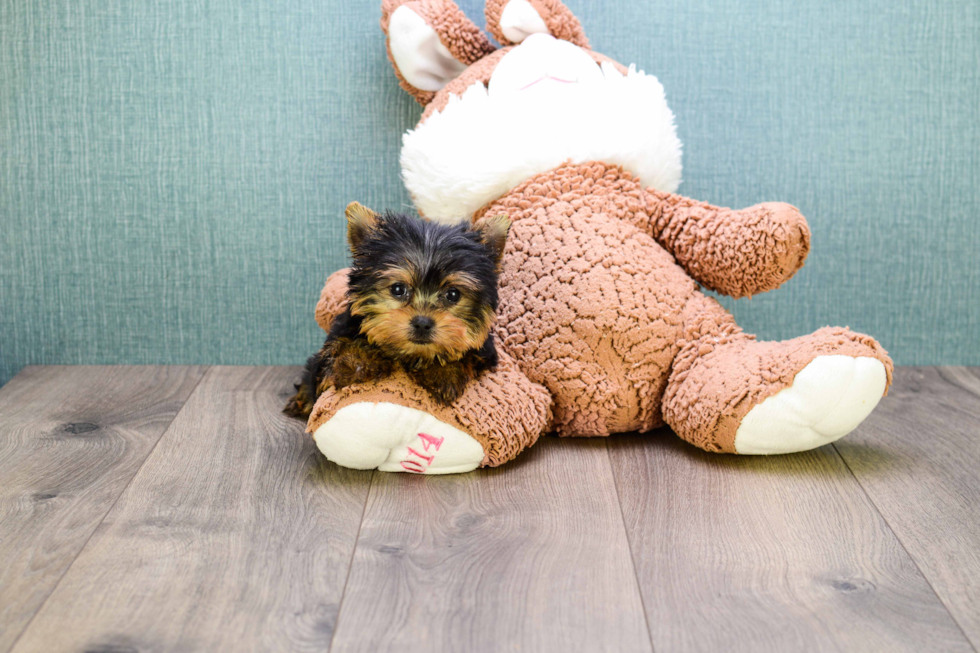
344 203 510 364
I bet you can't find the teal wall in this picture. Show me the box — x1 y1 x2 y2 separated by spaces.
2 0 978 385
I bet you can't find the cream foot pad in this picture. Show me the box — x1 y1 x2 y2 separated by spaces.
313 402 486 474
734 355 887 455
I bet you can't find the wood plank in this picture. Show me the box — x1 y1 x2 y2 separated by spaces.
608 430 974 652
10 366 373 653
835 366 980 648
0 365 205 653
330 437 652 653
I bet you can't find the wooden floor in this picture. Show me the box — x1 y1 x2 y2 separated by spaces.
0 366 978 652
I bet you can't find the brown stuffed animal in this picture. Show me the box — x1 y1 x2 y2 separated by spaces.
304 0 893 474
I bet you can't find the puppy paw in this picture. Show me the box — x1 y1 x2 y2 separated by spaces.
328 340 395 388
410 360 475 406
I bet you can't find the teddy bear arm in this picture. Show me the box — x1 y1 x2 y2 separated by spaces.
641 188 811 298
307 348 552 472
315 268 351 333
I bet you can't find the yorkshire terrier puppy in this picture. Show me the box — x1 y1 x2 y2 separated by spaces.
284 202 510 418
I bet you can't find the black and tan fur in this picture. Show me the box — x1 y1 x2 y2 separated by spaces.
284 202 510 418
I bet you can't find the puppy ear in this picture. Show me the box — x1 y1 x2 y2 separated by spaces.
381 0 496 106
475 213 511 264
346 202 379 254
485 0 589 48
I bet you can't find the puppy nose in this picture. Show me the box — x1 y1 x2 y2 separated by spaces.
410 316 435 332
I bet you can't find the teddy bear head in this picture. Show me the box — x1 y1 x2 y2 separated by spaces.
380 0 684 222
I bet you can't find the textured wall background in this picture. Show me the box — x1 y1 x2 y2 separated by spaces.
1 0 978 385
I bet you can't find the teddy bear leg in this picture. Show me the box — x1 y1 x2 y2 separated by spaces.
662 292 893 454
305 351 552 474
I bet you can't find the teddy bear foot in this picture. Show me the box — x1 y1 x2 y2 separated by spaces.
304 353 552 473
733 355 887 455
313 401 486 474
663 319 893 454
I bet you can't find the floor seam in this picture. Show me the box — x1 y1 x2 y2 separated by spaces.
832 441 978 652
6 365 211 653
327 469 375 653
606 439 658 653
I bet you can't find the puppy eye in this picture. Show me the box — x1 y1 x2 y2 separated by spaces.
390 283 408 298
445 287 461 304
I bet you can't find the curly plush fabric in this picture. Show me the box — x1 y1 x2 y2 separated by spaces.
307 1 894 470
421 48 510 121
381 0 497 105
485 0 589 48
478 163 811 298
480 163 695 435
314 160 893 451
315 268 350 333
640 192 811 298
662 291 894 452
381 1 435 105
307 350 551 467
414 0 497 65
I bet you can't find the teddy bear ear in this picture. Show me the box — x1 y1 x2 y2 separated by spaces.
485 0 589 48
381 0 497 106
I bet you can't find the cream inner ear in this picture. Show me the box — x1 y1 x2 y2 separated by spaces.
498 0 550 43
388 5 468 92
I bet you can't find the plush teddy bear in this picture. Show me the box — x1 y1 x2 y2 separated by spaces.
303 0 893 474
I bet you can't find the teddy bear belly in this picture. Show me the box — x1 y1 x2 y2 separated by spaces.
494 205 699 437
